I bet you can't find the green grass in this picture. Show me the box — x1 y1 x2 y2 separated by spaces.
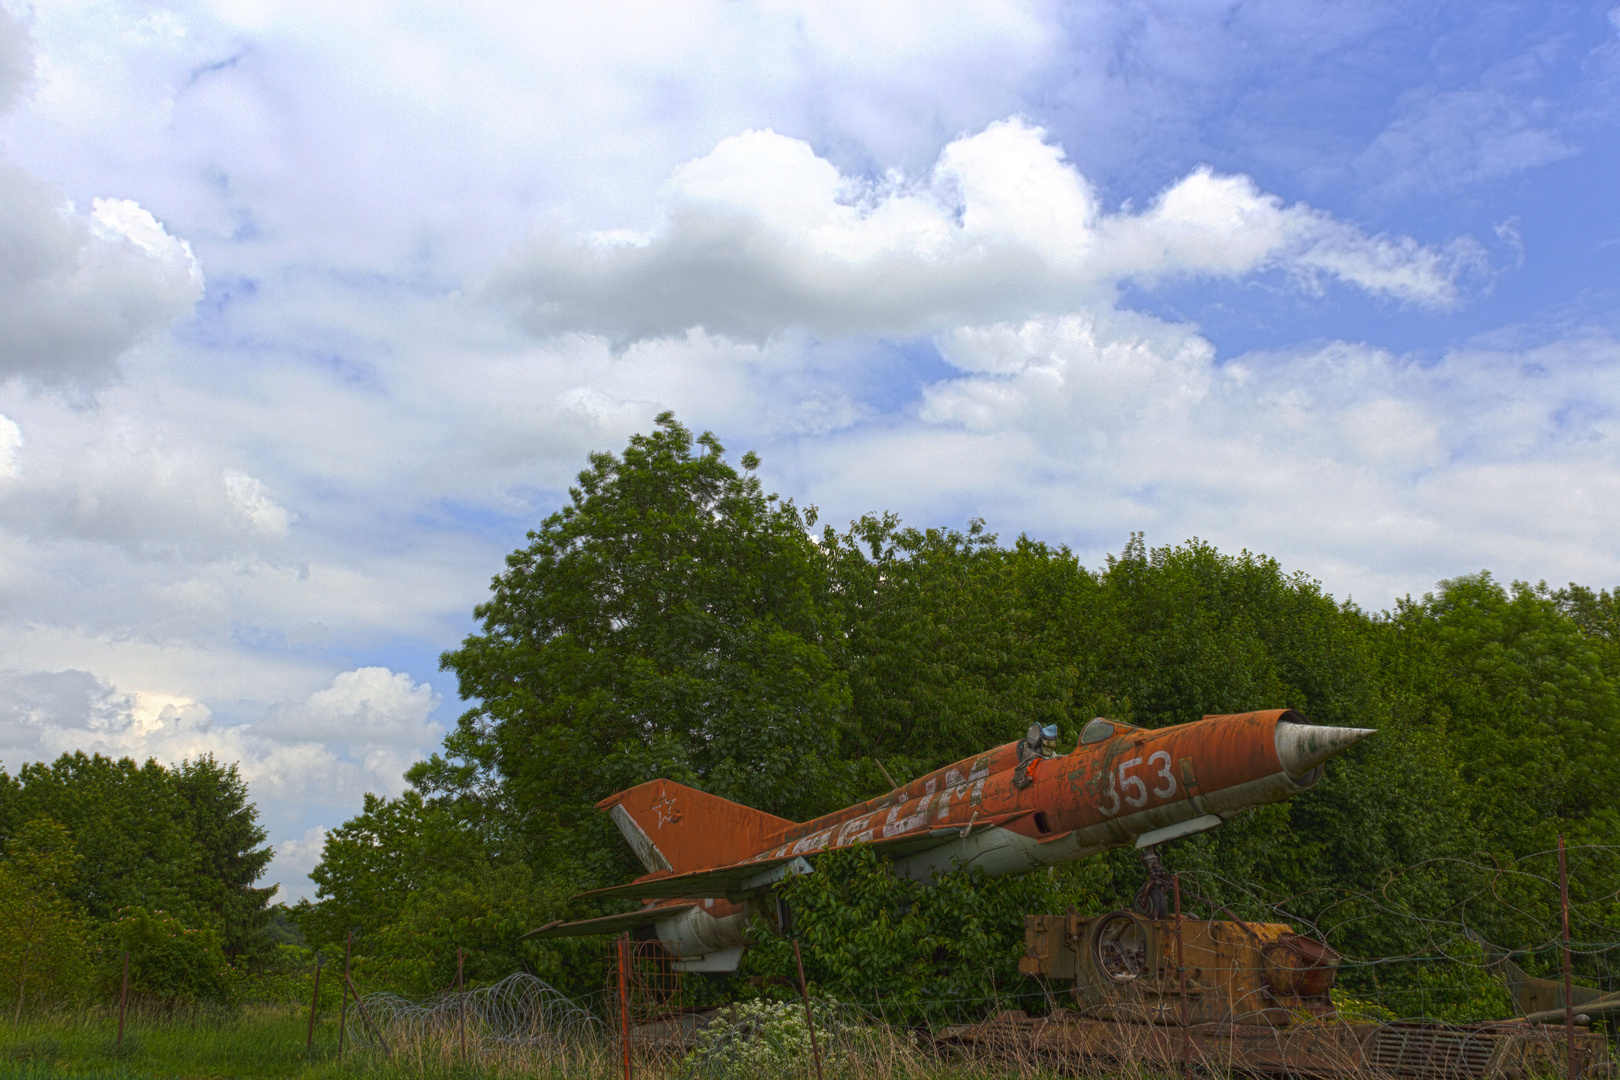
0 1005 336 1079
0 1007 1063 1080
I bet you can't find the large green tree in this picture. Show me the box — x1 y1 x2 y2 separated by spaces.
0 752 274 961
423 413 848 889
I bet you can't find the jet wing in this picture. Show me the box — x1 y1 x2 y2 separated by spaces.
573 811 1030 903
521 902 698 940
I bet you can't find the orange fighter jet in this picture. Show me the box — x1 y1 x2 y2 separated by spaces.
524 709 1373 971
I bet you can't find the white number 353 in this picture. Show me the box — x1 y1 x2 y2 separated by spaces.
1098 750 1177 817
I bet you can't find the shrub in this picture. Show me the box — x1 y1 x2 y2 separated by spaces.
97 907 231 1007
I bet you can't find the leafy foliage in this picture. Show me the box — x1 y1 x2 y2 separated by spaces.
421 412 848 892
743 845 1074 1023
0 819 91 1018
0 753 273 955
0 753 279 1013
97 907 231 1007
303 416 1620 1013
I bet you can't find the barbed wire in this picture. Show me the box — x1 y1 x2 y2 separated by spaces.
350 972 599 1050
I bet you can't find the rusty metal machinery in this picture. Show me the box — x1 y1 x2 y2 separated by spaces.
1020 910 1340 1026
945 911 1615 1079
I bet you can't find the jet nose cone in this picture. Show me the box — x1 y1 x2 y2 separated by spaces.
1275 721 1376 778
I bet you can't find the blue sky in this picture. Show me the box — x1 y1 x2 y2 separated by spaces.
0 1 1616 901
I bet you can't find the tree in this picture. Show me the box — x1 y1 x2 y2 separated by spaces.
0 753 277 964
1394 575 1620 851
745 845 1071 1024
0 819 90 1019
173 756 276 962
0 754 202 922
824 518 1086 787
426 414 848 890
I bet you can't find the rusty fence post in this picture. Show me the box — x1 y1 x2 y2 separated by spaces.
618 934 632 1080
456 946 467 1062
1559 836 1577 1080
1175 873 1189 1080
339 930 352 1062
115 950 129 1050
304 952 322 1054
792 939 825 1080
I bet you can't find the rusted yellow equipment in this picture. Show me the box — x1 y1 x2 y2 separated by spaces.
938 911 1616 1079
1020 910 1341 1026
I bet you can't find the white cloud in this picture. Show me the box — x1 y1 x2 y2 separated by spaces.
785 318 1620 607
0 411 296 560
0 10 201 387
0 161 203 385
222 469 293 537
494 121 1471 347
258 666 439 748
0 6 28 112
263 825 327 903
0 414 19 479
1355 50 1580 196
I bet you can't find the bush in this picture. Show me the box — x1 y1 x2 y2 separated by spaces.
743 845 1075 1025
0 818 92 1016
97 907 231 1007
681 998 821 1079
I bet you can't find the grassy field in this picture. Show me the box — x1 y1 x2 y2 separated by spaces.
0 1006 346 1080
0 1005 1064 1080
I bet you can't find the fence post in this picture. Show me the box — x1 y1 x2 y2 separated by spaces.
456 946 467 1062
1559 836 1576 1080
304 952 322 1054
792 939 825 1080
115 950 129 1049
618 934 632 1080
339 930 352 1062
1175 873 1189 1080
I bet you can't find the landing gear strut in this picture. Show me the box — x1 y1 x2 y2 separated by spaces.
1133 848 1174 919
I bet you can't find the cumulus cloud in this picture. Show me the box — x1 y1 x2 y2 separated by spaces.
263 826 327 902
494 119 1472 347
0 413 296 560
0 414 19 479
0 9 201 386
0 668 132 760
223 469 294 537
791 315 1620 605
0 167 204 385
0 665 440 795
257 667 439 748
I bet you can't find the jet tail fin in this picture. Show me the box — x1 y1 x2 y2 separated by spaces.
597 780 794 875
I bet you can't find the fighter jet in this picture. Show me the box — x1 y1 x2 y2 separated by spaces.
524 708 1373 972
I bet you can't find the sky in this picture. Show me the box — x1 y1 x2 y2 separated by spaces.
0 0 1617 903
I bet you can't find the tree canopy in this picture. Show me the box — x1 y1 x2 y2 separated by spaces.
305 415 1620 1006
0 751 280 1007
